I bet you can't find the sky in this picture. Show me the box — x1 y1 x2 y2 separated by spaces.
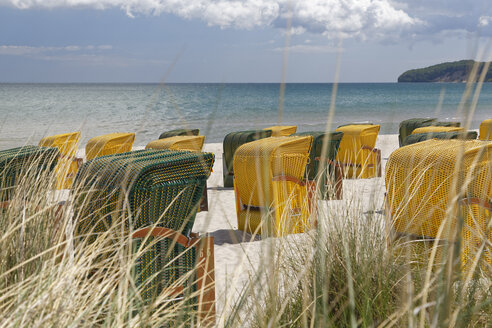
0 0 491 83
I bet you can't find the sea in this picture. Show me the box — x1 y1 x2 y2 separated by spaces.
0 83 491 149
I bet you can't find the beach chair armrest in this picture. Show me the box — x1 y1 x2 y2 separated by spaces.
459 197 492 210
132 227 196 247
272 175 306 186
361 145 380 153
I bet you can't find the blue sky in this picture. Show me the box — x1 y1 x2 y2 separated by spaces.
0 0 491 83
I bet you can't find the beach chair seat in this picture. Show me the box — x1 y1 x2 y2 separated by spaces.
74 149 214 241
411 126 464 135
132 227 215 325
293 131 344 199
335 124 381 179
146 136 208 211
146 136 205 152
385 139 492 271
264 125 297 137
0 146 59 202
233 136 314 237
159 128 199 139
39 132 82 189
479 119 492 140
222 129 272 188
85 132 135 161
402 131 477 146
398 118 437 147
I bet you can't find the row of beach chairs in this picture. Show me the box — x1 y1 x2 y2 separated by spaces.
0 118 491 324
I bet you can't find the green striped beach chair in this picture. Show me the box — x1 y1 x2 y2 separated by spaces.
0 145 59 203
73 149 216 323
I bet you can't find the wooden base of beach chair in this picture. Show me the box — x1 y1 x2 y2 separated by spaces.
199 181 209 212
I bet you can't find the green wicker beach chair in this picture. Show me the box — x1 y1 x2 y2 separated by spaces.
402 131 478 146
0 146 59 202
398 118 437 147
132 227 216 324
293 131 344 199
222 129 272 188
159 129 200 140
74 149 215 241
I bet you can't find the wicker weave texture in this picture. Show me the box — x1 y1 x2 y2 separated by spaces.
159 128 199 139
411 126 464 135
233 136 312 236
74 150 215 241
386 140 492 240
398 118 437 147
480 119 492 140
264 125 297 137
222 129 272 188
133 234 196 306
0 146 59 200
39 132 81 189
85 132 135 161
335 124 380 178
460 201 492 270
146 136 205 152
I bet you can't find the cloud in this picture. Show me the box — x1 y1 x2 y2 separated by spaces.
0 0 419 39
272 44 340 53
0 44 113 55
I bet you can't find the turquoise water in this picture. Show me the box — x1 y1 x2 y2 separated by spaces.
0 83 491 148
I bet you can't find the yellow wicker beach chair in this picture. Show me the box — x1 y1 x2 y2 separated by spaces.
233 136 314 237
411 126 464 135
479 119 492 140
85 132 135 161
264 125 297 137
385 139 492 270
335 124 381 179
39 132 82 189
146 135 205 152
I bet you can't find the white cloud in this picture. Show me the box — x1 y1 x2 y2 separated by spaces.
0 0 419 39
479 16 491 27
272 44 340 53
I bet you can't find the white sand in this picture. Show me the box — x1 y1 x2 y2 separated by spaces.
73 134 400 324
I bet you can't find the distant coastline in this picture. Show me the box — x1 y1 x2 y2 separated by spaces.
398 60 492 83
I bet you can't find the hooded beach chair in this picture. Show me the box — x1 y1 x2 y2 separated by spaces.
74 150 216 321
222 129 272 188
39 132 82 189
159 128 199 140
0 145 59 203
335 124 381 179
263 125 297 137
398 118 437 147
293 131 344 199
479 119 492 140
146 136 205 152
402 131 477 146
85 132 135 161
385 139 492 271
233 136 314 237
